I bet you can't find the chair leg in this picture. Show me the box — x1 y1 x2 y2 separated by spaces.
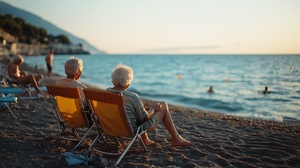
27 87 32 97
114 134 139 166
72 123 95 151
72 128 80 139
114 137 122 147
4 103 17 119
59 124 67 136
138 135 147 151
88 131 101 152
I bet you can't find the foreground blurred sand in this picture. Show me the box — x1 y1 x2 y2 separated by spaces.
0 61 299 167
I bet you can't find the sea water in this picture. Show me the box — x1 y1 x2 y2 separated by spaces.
25 54 300 124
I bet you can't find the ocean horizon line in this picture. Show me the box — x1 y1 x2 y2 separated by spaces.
89 53 300 56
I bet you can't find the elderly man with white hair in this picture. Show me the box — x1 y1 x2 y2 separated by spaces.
56 56 87 104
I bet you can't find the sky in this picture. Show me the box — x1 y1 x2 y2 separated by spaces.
2 0 300 54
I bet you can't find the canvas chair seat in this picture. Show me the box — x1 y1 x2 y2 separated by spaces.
83 88 147 166
47 84 94 150
0 87 25 95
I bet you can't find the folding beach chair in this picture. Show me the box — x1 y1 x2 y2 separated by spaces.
46 84 94 150
0 87 25 119
0 95 18 119
0 71 32 97
83 88 147 166
0 87 25 95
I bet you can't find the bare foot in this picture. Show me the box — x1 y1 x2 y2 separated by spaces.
143 139 155 146
36 74 43 80
141 133 155 146
171 139 192 146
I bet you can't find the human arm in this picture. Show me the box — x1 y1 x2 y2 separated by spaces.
146 103 163 119
132 94 163 122
131 93 151 123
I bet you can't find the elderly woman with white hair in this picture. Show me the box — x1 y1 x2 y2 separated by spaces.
107 64 192 146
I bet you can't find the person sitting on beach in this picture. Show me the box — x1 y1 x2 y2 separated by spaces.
56 57 87 105
106 64 192 146
207 85 214 93
7 55 47 98
56 57 93 124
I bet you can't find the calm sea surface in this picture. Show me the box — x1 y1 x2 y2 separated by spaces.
25 54 300 124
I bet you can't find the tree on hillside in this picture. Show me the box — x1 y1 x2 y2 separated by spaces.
56 34 71 44
38 28 48 43
0 13 72 45
13 17 25 25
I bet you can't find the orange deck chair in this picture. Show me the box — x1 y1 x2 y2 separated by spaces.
47 84 94 150
83 88 147 166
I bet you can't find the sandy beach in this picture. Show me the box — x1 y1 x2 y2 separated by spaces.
1 61 300 168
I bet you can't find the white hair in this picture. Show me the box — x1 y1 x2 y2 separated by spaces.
64 57 83 76
111 64 134 87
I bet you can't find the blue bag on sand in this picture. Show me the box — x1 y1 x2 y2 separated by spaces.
61 152 91 166
60 151 109 166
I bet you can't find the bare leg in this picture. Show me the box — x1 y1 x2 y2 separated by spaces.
18 74 47 97
48 71 52 78
34 74 43 81
154 102 192 146
21 71 43 83
20 70 28 76
141 132 155 146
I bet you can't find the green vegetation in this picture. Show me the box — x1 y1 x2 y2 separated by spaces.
0 13 71 44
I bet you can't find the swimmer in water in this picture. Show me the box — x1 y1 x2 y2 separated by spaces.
207 85 214 93
263 86 271 94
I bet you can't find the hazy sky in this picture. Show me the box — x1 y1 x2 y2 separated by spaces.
2 0 300 54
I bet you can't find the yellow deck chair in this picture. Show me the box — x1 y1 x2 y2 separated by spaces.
46 84 94 150
83 88 147 166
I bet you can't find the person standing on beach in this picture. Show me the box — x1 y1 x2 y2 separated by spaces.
107 64 192 146
56 57 87 104
7 55 47 98
45 49 54 78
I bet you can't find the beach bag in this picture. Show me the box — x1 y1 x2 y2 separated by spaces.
60 152 91 166
60 151 109 166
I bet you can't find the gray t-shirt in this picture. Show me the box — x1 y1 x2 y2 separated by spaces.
106 88 149 130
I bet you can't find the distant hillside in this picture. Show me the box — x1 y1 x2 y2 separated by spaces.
0 1 106 54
